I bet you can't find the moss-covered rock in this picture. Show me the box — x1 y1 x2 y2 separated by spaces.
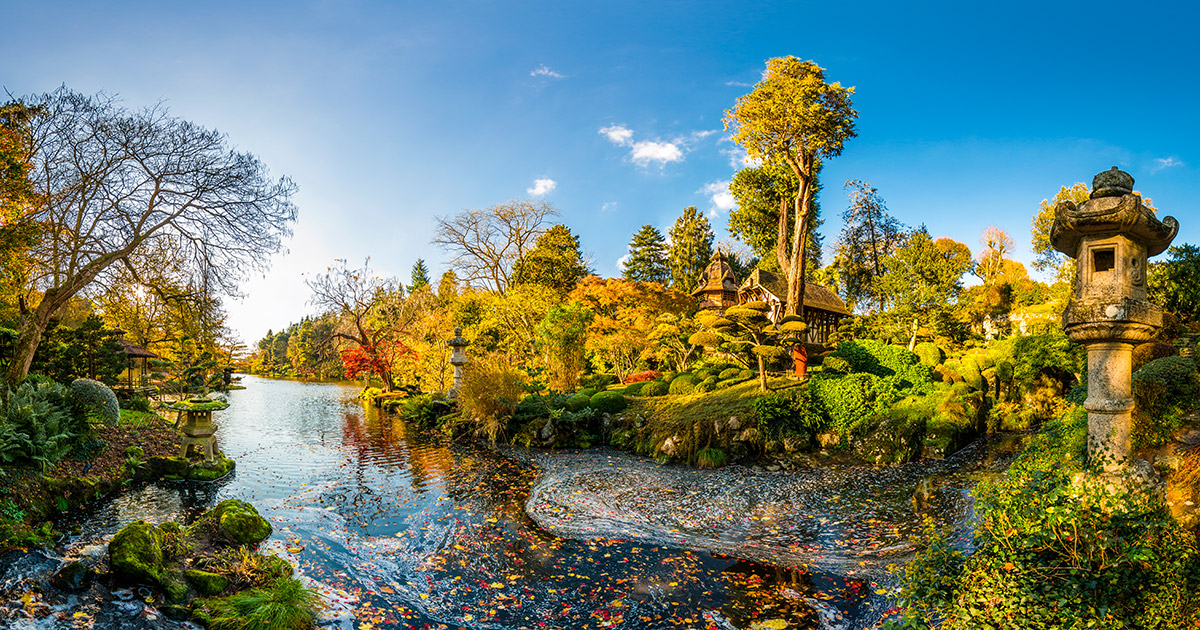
184 569 230 596
186 456 236 481
164 572 189 602
203 499 272 545
109 520 164 585
149 456 190 477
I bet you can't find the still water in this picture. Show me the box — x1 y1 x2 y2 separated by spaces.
3 376 1022 630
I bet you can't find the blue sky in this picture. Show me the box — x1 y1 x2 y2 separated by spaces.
4 0 1198 344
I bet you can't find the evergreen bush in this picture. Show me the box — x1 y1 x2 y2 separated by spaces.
623 382 648 396
589 390 627 413
913 342 944 366
1132 356 1199 447
641 381 669 397
668 374 699 395
70 378 120 426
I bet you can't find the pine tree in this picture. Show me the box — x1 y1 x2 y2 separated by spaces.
511 224 590 294
409 259 431 292
667 206 714 291
622 225 669 284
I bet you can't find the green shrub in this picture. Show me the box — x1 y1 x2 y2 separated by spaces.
694 369 715 380
716 377 746 389
914 342 944 366
694 381 715 394
589 390 627 413
398 393 455 427
809 373 876 431
576 388 597 398
579 374 618 390
718 367 743 380
660 372 679 385
0 382 77 470
738 369 756 380
203 577 321 630
668 374 699 395
830 340 920 377
564 393 591 412
1132 341 1180 373
821 356 851 373
623 382 648 396
892 407 1200 629
752 388 826 439
1132 356 1199 447
641 381 669 397
70 378 119 426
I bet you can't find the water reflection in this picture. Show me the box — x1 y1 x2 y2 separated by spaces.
13 376 1021 630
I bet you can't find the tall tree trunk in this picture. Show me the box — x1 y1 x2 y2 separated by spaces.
908 318 919 351
775 197 791 275
5 293 60 386
784 170 812 319
757 354 767 393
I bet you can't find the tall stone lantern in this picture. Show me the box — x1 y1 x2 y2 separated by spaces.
448 327 470 395
1051 167 1178 470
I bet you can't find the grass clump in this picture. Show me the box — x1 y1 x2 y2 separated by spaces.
202 577 322 630
695 447 727 469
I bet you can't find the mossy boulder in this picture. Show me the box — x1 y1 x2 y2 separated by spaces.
149 456 190 478
109 520 164 584
209 499 272 544
186 456 236 481
184 569 230 596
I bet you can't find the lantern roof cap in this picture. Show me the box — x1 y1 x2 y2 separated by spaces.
1050 167 1178 257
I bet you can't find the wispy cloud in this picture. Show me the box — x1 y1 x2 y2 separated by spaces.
530 64 564 79
615 253 630 273
601 201 618 212
527 178 557 196
725 80 752 88
1151 156 1184 173
721 146 755 169
598 124 716 168
702 180 735 215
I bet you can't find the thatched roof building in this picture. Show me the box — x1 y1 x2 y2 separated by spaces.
738 269 849 344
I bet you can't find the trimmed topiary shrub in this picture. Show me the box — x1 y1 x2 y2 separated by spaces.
1132 356 1199 447
809 372 877 431
641 381 669 397
668 374 699 395
576 388 597 398
822 356 851 374
589 390 627 413
914 342 945 366
564 393 591 412
71 378 120 426
695 381 715 394
624 370 661 384
623 382 648 396
1132 341 1178 372
718 367 743 380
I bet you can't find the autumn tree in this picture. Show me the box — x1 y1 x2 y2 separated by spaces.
873 228 972 349
727 159 823 275
622 225 670 284
569 276 693 381
432 200 556 293
307 259 429 391
667 206 714 291
724 57 857 318
511 224 590 294
975 226 1015 286
409 259 431 293
835 180 907 311
3 88 297 385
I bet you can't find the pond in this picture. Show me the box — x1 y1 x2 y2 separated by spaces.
2 376 1024 629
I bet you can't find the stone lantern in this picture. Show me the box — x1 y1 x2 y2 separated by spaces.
1051 167 1178 470
448 327 470 394
173 397 230 463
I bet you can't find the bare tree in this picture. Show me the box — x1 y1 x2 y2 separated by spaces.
976 226 1015 285
306 259 431 391
5 87 297 384
431 200 556 293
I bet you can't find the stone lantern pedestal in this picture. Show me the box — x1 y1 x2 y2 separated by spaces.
1051 167 1178 471
447 327 470 397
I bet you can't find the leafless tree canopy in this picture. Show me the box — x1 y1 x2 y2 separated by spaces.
431 200 557 293
5 86 298 383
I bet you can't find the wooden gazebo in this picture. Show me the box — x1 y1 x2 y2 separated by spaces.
115 333 159 390
737 269 849 345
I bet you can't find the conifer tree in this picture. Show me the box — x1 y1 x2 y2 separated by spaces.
511 224 590 294
622 225 669 284
409 259 431 292
667 206 714 291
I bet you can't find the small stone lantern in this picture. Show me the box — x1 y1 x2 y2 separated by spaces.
1051 167 1178 470
448 327 470 395
172 397 230 463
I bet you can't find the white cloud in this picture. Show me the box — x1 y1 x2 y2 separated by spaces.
703 180 735 213
725 80 752 87
527 178 557 196
530 64 564 79
1152 156 1184 173
721 146 755 169
630 140 684 166
615 253 630 273
601 201 618 212
599 124 634 146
